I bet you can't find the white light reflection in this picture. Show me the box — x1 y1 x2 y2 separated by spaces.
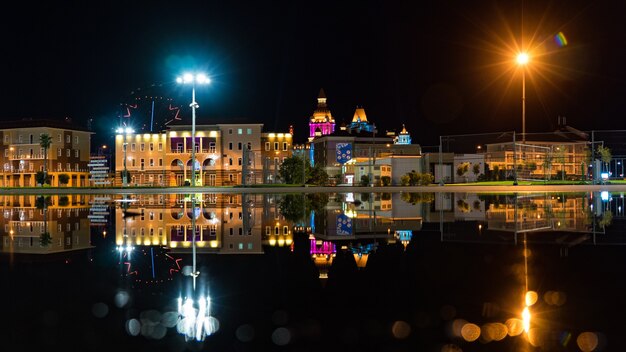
177 294 218 341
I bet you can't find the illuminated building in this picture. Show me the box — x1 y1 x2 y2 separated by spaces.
261 132 293 183
0 120 92 187
114 123 291 186
308 88 335 142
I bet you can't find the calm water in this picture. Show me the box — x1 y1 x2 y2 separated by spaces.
1 191 624 351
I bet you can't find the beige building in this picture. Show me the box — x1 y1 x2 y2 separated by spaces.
261 132 293 183
114 123 274 186
0 120 92 187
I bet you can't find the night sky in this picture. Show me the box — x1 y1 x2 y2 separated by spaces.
1 0 625 147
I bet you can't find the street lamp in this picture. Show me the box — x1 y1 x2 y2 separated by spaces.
176 73 210 187
516 52 529 143
116 127 134 186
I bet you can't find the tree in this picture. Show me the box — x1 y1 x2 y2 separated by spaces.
278 156 310 184
381 176 391 186
39 133 52 185
456 162 470 181
35 171 51 186
58 173 70 185
472 163 480 179
360 175 370 186
309 164 329 185
39 232 52 247
597 145 612 173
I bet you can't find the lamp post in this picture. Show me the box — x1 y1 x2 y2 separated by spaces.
116 127 134 186
516 52 529 144
176 73 210 187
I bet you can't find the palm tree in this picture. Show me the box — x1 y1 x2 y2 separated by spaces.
39 134 52 185
597 145 612 174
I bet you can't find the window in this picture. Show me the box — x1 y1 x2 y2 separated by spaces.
56 148 61 157
3 149 7 157
149 143 154 151
283 142 288 151
140 159 145 170
266 226 270 235
274 142 279 150
248 243 253 249
229 228 233 236
158 143 163 151
265 142 270 151
158 158 163 166
238 158 242 166
66 163 71 171
209 142 216 153
18 135 22 143
4 135 9 143
238 227 243 235
74 136 79 144
275 226 279 235
247 128 252 135
66 149 71 157
74 150 79 158
247 142 252 150
131 143 136 152
149 159 154 167
229 174 234 182
66 135 71 143
228 142 233 150
283 226 289 235
237 128 242 135
57 134 62 143
74 163 79 171
238 142 242 150
238 212 242 220
228 129 233 134
140 143 145 152
131 159 136 167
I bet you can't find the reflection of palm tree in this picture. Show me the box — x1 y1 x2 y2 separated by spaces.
36 196 51 247
39 134 52 185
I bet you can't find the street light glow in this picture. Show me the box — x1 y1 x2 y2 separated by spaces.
196 73 210 84
183 73 194 83
517 52 529 65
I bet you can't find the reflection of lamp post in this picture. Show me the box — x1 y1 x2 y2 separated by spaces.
176 73 210 187
116 127 134 186
516 53 529 144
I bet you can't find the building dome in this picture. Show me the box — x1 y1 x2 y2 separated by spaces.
352 106 368 123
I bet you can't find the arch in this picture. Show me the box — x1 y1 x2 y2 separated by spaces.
186 159 201 171
171 159 184 170
203 158 215 167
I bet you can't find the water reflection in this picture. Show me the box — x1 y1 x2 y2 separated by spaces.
1 191 625 350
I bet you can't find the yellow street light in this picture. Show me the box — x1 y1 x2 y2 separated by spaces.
516 52 529 143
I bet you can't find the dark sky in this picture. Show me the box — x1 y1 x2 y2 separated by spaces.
1 0 625 146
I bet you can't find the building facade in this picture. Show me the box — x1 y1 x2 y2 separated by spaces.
114 123 291 186
0 120 92 187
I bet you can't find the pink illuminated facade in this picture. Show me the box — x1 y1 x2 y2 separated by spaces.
308 88 335 141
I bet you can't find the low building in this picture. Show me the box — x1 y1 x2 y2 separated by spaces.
0 119 92 187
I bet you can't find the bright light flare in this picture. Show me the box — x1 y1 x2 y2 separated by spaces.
522 306 531 333
516 52 529 65
177 294 218 341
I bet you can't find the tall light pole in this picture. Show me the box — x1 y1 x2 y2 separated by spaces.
116 127 134 186
516 52 529 144
177 73 210 187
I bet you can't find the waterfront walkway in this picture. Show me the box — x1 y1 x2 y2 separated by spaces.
2 184 626 195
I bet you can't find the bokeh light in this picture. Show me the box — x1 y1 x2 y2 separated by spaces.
92 302 109 318
461 323 480 342
450 319 468 338
554 32 568 47
441 343 462 352
391 320 411 339
525 291 538 306
126 318 141 336
505 318 524 336
272 327 292 346
577 332 599 352
114 290 130 308
236 324 256 342
440 305 457 320
528 328 548 348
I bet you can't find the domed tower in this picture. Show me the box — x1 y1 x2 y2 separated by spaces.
308 88 336 141
394 124 412 145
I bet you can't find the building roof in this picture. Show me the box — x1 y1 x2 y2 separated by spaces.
0 118 92 132
352 107 368 123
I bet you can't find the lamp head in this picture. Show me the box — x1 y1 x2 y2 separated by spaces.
516 53 529 65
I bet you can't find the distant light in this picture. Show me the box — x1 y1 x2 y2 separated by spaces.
517 53 529 65
183 73 194 83
522 306 531 333
601 191 609 201
125 127 134 134
176 77 183 84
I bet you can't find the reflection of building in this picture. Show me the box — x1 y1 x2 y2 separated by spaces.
0 195 91 254
0 120 92 187
115 194 263 254
115 123 290 186
260 194 295 248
